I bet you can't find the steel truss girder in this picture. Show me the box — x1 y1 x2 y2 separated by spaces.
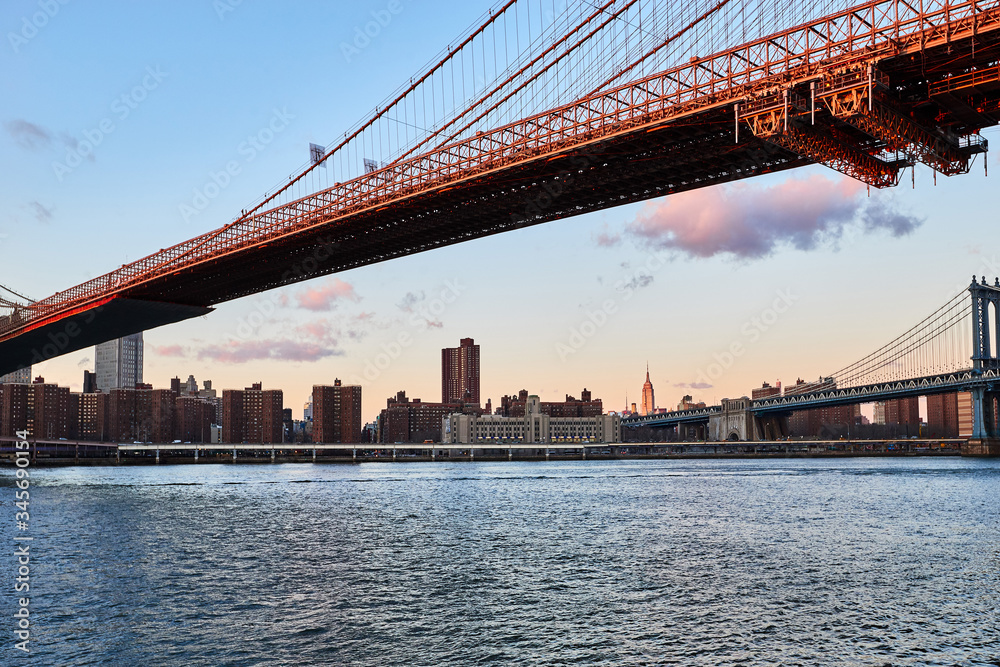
821 81 984 174
752 121 903 187
743 92 904 187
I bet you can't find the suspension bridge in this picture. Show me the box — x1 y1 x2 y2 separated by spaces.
625 276 1000 455
2 0 1000 381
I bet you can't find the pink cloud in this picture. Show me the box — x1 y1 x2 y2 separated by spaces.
595 231 621 247
628 174 920 259
196 339 343 363
675 382 713 390
152 345 186 357
295 278 360 311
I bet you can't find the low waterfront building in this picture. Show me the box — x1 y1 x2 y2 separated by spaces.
497 388 603 418
442 394 621 444
378 390 483 443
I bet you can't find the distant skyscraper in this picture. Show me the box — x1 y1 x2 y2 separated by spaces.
442 338 480 405
95 333 143 392
0 366 31 384
641 364 655 415
82 370 98 394
873 401 887 425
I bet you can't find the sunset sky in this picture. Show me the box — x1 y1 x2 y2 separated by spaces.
2 0 998 422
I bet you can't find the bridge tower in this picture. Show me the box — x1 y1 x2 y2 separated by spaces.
966 276 1000 456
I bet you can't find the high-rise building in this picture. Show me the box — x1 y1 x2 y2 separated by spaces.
752 381 781 399
926 393 960 438
0 366 31 384
106 386 156 442
68 392 81 440
221 383 283 443
789 403 860 437
313 380 363 443
873 401 887 425
78 392 107 441
149 389 175 443
677 395 706 411
82 370 97 394
174 396 214 443
95 333 143 392
958 391 974 438
222 390 244 444
883 397 920 425
29 378 69 439
0 383 30 437
641 365 655 415
442 337 480 405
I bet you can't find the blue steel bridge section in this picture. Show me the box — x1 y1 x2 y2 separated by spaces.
623 368 999 430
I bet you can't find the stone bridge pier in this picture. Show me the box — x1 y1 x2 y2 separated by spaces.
708 398 788 442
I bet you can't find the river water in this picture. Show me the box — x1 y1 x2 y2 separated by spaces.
2 458 998 666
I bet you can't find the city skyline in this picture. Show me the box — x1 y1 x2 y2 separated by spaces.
3 1 998 423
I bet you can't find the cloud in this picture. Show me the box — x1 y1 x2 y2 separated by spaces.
396 290 441 328
196 339 344 363
674 382 713 390
4 119 51 150
859 198 921 235
627 174 921 259
29 201 52 223
595 230 621 247
152 344 186 357
295 278 360 311
295 312 383 346
77 357 91 368
396 291 424 313
622 274 654 291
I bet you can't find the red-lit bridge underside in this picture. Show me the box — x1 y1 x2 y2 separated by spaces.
3 2 1000 375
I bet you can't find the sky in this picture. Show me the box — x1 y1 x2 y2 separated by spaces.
2 0 999 423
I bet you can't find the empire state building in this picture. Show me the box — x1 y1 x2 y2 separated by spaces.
641 365 655 415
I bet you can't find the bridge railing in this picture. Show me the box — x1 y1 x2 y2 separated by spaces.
3 0 998 339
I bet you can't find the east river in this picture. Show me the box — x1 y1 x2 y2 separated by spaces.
1 458 998 665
